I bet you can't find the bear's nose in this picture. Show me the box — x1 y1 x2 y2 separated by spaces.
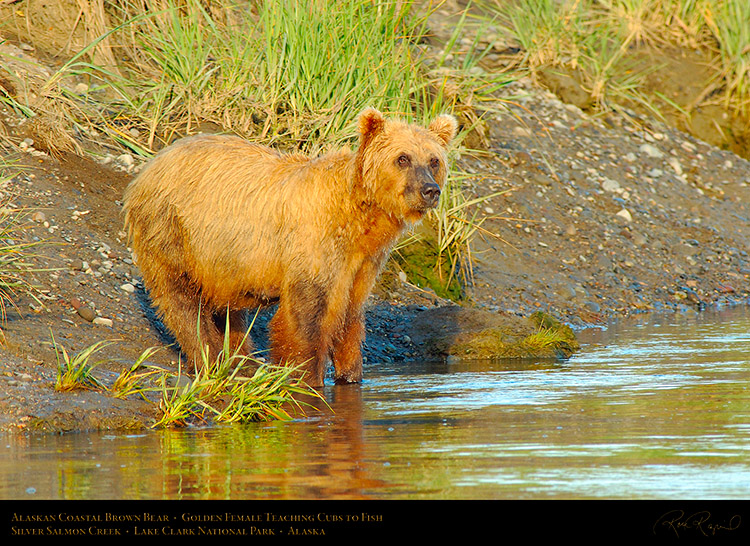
421 182 441 206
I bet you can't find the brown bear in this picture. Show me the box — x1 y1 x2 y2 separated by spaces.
122 107 457 386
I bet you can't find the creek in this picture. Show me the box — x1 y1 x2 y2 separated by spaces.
2 306 749 500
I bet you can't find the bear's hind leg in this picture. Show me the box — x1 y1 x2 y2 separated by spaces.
151 280 224 369
213 308 256 357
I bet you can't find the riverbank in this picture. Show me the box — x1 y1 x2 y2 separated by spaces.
0 2 749 433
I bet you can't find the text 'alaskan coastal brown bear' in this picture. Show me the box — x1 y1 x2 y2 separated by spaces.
123 108 457 386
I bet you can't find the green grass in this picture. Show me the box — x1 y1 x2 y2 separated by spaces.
48 326 326 427
495 0 750 115
153 353 325 427
109 346 164 400
152 315 326 428
52 335 110 392
48 0 507 154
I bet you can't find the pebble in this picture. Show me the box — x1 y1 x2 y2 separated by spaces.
667 157 683 175
639 143 663 158
120 283 136 293
76 306 96 322
93 317 113 327
31 211 46 223
616 209 632 222
681 141 696 152
117 153 135 167
585 301 601 313
601 178 621 192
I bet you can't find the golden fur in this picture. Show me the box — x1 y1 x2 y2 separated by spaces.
122 108 457 386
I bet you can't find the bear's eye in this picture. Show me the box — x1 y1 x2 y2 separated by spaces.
397 154 411 168
429 157 441 170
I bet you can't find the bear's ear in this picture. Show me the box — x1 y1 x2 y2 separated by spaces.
428 114 458 147
358 107 385 145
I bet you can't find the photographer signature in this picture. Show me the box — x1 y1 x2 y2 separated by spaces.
653 510 741 537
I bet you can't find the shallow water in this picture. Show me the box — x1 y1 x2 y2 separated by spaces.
2 306 750 500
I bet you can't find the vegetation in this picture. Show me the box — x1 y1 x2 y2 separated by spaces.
152 314 326 427
109 346 164 399
51 327 326 427
52 335 110 391
29 0 504 154
494 0 750 116
449 311 579 359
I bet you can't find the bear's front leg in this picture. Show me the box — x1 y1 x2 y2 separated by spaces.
332 259 380 383
332 312 365 384
269 280 332 387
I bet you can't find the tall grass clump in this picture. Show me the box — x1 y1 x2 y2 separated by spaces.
60 0 493 153
52 336 110 392
705 0 750 115
495 0 750 115
46 323 326 427
497 0 657 110
153 350 324 428
152 312 327 428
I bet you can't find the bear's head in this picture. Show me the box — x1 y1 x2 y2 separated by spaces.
356 107 458 223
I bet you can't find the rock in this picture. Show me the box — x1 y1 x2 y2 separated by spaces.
166 374 193 392
616 209 632 222
560 284 578 300
406 306 579 360
585 301 601 313
93 317 113 327
639 143 663 158
76 306 96 322
31 211 46 223
117 153 135 167
120 283 136 294
667 157 683 175
601 178 621 192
